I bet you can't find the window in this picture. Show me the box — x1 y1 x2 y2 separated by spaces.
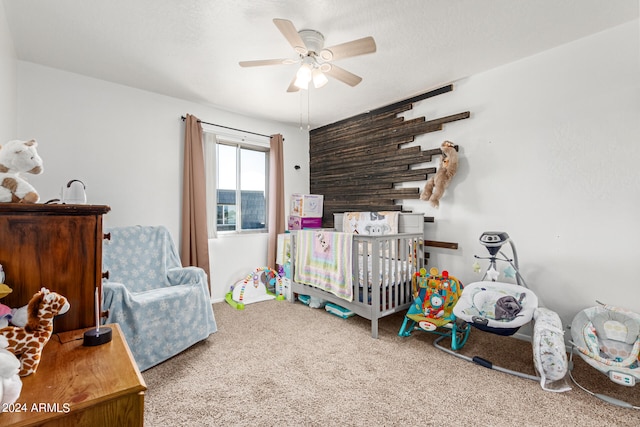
205 132 269 235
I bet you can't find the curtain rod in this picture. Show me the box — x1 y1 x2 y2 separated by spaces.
181 116 270 138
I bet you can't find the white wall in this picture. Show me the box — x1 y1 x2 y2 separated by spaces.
16 62 309 302
401 20 640 328
0 2 16 141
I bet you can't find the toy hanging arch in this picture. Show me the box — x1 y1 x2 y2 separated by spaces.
225 267 285 310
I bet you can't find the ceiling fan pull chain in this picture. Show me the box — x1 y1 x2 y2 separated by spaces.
307 90 311 131
299 91 304 131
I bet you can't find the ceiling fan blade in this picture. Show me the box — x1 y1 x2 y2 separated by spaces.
273 18 307 54
319 36 376 61
239 58 296 67
323 64 363 87
286 76 300 93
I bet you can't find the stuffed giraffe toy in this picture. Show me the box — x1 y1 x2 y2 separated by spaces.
0 288 70 376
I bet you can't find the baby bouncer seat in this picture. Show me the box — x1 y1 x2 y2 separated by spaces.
569 302 640 409
398 267 470 351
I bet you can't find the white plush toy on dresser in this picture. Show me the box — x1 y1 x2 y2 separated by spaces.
0 335 22 407
0 139 44 203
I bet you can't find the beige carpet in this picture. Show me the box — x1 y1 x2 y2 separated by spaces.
142 300 640 426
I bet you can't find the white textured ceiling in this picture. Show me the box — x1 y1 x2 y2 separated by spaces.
3 0 638 128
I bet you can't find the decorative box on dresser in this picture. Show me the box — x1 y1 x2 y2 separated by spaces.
0 203 111 332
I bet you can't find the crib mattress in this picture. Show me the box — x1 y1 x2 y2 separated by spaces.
358 256 412 287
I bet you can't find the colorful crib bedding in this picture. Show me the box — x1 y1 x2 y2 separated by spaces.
294 230 354 301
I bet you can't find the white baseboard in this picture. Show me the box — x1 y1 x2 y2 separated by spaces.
512 331 533 342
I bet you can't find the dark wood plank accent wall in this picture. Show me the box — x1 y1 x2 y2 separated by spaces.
310 84 470 227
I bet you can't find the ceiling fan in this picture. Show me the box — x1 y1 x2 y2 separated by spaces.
239 18 376 92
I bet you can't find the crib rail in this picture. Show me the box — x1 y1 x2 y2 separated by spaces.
354 233 420 313
290 230 423 338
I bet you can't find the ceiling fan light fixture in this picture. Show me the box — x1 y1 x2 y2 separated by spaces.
242 19 375 92
312 68 328 88
294 63 312 89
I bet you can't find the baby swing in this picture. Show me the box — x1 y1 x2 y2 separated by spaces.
433 232 543 382
398 267 470 351
569 302 640 409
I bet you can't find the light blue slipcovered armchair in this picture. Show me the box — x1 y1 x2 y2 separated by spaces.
101 225 217 371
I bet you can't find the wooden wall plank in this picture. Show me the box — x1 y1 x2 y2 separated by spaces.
424 240 460 250
309 84 469 228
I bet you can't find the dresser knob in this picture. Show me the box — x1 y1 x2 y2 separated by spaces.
102 271 110 280
103 232 111 240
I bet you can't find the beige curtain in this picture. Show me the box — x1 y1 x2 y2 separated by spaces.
181 114 211 288
267 134 285 270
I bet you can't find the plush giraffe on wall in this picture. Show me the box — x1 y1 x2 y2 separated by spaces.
0 288 70 376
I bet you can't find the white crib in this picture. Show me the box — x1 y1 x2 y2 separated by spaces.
290 213 424 338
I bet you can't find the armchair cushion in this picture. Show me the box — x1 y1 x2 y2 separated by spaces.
102 225 217 371
103 225 184 293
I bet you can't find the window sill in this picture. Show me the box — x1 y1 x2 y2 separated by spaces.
214 230 268 239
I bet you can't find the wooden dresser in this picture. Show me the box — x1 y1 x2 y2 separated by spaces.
0 203 111 333
1 323 146 426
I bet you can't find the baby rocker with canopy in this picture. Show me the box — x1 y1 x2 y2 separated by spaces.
434 232 568 390
569 302 640 409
